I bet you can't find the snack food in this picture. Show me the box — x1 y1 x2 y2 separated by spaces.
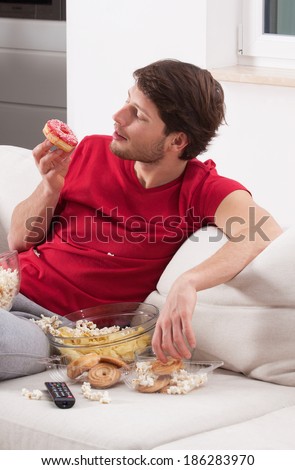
46 318 151 363
0 265 19 310
97 355 130 370
66 353 128 388
0 250 20 310
151 358 183 376
43 119 78 152
81 382 111 403
88 363 121 389
126 360 208 395
137 375 171 393
67 352 100 379
21 388 43 400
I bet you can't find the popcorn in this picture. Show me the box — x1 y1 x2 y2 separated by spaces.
30 314 63 335
33 316 137 339
132 361 157 388
70 321 121 338
81 382 111 404
166 370 208 395
0 266 19 310
132 361 208 395
21 388 43 400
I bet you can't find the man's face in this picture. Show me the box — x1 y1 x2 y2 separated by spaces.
110 85 170 164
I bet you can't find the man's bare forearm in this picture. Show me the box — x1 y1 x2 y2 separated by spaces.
8 181 61 252
8 140 72 252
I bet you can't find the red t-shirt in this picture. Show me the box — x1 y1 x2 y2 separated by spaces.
19 135 248 315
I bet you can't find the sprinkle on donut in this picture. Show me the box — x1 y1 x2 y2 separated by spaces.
43 119 78 152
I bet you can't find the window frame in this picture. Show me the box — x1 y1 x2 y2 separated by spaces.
241 0 295 67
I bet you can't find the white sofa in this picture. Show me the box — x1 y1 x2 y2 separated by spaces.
1 145 295 450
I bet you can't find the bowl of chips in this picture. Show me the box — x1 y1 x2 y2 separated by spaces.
47 302 159 365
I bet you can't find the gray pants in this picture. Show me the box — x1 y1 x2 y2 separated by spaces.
0 293 60 380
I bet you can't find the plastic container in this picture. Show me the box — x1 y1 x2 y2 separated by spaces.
0 352 69 382
122 351 224 394
0 250 20 311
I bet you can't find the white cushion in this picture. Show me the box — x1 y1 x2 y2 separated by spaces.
1 368 295 450
155 405 295 450
0 145 40 252
146 226 295 386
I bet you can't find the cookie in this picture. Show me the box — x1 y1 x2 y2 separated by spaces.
151 358 183 376
88 362 121 389
98 355 130 370
67 352 100 379
137 375 171 393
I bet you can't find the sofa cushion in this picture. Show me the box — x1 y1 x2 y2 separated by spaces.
0 145 40 252
1 368 295 450
154 405 295 450
146 226 295 386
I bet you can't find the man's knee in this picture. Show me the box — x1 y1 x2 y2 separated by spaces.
0 309 50 380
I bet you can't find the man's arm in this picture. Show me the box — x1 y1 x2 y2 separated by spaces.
8 140 72 252
152 190 283 362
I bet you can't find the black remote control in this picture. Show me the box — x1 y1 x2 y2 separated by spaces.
45 382 76 409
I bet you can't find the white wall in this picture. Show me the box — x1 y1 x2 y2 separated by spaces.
206 0 241 68
202 81 295 227
66 0 294 228
67 0 206 137
66 0 239 138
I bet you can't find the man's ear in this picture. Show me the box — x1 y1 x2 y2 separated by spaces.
170 132 188 154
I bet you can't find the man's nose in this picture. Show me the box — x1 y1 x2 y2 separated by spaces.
112 105 130 126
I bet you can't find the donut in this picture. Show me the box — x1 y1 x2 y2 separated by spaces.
67 352 100 379
43 119 78 152
151 358 183 376
88 363 121 389
137 375 171 393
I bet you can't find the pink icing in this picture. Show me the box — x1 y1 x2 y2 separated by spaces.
46 119 78 146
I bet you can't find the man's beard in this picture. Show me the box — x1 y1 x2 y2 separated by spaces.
110 137 166 165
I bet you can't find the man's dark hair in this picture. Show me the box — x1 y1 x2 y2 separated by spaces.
133 59 225 160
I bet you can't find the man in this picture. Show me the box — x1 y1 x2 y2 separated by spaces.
3 59 282 375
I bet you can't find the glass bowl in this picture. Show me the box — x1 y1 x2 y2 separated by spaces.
0 250 20 311
47 302 159 366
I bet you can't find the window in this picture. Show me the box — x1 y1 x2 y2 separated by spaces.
240 0 295 68
264 0 295 35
